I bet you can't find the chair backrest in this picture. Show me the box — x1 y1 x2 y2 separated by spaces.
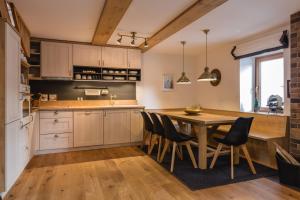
160 115 178 140
149 113 164 136
224 117 254 145
141 112 153 132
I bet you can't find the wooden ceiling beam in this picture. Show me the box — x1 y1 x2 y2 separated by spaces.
139 0 228 52
92 0 132 45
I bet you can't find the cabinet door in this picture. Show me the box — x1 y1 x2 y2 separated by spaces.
130 110 143 142
41 42 73 78
5 120 21 190
73 44 100 67
5 23 21 124
101 47 127 68
74 111 104 147
127 49 142 69
104 109 130 144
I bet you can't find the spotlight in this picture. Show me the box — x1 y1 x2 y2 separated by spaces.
117 36 122 45
144 38 148 48
131 39 135 46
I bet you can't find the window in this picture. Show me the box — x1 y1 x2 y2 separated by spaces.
255 53 284 111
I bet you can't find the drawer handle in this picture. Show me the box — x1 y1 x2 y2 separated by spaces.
54 111 58 115
54 134 59 138
54 119 59 123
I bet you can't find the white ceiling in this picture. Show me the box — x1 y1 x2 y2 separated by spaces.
10 0 105 42
150 0 300 55
10 0 300 55
106 0 197 47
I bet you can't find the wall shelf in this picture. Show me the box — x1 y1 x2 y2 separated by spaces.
73 66 141 82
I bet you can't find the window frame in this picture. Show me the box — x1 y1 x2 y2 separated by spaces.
255 53 284 112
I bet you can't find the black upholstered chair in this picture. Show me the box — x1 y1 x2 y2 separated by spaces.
140 112 154 153
160 115 197 172
149 113 165 160
210 117 256 179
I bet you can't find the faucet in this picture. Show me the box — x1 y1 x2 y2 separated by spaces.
110 94 117 105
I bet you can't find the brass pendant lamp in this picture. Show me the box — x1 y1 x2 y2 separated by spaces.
177 41 191 85
197 29 221 86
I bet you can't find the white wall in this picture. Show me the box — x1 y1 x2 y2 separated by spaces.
195 44 240 111
194 26 291 115
137 52 199 109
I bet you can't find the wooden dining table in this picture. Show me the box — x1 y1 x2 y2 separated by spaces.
155 111 237 170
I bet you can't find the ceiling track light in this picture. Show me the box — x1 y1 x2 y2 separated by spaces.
116 31 149 48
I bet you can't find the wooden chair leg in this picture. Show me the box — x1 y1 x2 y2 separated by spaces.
185 142 198 168
210 143 223 169
241 144 256 174
179 145 183 159
159 139 170 163
157 136 162 161
148 135 157 155
231 145 234 179
170 142 177 172
176 146 183 160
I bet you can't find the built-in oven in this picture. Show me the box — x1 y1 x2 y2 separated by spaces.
19 84 33 126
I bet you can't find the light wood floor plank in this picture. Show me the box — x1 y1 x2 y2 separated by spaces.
4 146 300 200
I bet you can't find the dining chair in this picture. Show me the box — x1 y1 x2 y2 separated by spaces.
160 115 198 172
140 111 154 153
149 113 165 160
209 117 256 179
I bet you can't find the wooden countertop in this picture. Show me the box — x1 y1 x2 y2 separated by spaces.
35 100 145 111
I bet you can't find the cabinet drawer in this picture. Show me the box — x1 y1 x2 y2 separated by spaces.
40 111 73 119
40 118 73 134
40 133 73 150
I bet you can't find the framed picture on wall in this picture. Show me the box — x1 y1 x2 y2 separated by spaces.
162 74 174 91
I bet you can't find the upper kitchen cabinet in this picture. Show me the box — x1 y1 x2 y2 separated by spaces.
2 22 21 124
101 47 127 68
73 44 101 67
41 42 73 79
127 49 142 69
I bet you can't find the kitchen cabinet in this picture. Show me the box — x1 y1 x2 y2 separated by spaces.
127 49 142 69
40 133 73 150
101 47 127 68
73 44 101 67
39 111 73 150
40 118 73 135
5 22 21 124
130 109 144 142
5 120 20 190
41 41 73 78
5 119 31 191
104 109 131 145
74 111 104 147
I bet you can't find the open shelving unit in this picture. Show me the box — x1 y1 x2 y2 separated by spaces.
73 66 141 82
28 40 41 79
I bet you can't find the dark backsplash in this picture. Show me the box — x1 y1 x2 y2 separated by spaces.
29 80 136 100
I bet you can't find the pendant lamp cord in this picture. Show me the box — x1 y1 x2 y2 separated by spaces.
205 32 208 68
182 42 185 72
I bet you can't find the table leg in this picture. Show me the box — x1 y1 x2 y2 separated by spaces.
176 120 186 133
193 125 207 170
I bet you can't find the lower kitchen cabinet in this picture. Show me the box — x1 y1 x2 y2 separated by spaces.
74 111 104 147
5 119 31 190
40 133 73 150
130 109 144 142
104 109 131 145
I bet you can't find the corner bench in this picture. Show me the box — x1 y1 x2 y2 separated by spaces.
203 109 289 169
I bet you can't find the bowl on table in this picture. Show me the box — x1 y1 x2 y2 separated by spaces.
184 107 202 115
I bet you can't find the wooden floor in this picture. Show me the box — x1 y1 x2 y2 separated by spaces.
4 146 300 200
